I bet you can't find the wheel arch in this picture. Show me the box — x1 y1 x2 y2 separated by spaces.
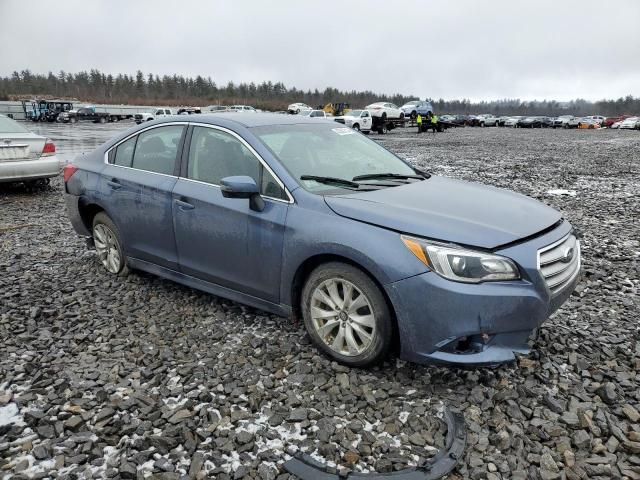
289 253 401 352
77 201 105 233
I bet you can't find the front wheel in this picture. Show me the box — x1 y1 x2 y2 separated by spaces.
353 123 360 131
92 212 128 276
301 262 393 367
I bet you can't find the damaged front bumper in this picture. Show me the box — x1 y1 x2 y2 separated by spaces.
385 221 579 366
284 408 466 479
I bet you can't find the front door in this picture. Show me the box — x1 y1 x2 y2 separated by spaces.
100 124 185 270
172 125 290 303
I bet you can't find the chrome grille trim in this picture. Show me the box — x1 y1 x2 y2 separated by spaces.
537 233 581 296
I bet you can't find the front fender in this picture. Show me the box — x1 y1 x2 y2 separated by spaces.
279 204 428 307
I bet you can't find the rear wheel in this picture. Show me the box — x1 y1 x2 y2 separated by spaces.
301 262 392 367
92 212 128 276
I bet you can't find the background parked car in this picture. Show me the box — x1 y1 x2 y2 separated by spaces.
603 115 630 128
0 114 60 185
229 105 257 113
553 115 574 128
584 115 606 126
577 117 600 129
135 108 173 124
497 116 511 126
365 102 404 120
288 103 313 114
503 116 523 127
333 109 373 132
399 100 433 119
620 116 640 130
517 116 542 128
476 114 499 127
309 110 331 118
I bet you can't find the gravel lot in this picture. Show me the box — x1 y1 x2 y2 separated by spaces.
1 123 639 479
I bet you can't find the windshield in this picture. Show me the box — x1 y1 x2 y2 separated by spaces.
0 116 29 133
253 124 417 194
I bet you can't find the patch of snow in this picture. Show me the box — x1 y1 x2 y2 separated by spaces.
0 403 23 427
547 189 576 196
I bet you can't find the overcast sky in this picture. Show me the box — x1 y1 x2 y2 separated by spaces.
1 0 639 101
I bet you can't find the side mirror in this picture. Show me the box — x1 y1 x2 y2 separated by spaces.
220 176 264 212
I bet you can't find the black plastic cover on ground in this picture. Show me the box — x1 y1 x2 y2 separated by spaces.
283 407 466 479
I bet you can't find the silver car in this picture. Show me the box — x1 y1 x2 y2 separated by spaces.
0 114 61 184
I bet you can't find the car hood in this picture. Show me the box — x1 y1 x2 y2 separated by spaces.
324 176 562 249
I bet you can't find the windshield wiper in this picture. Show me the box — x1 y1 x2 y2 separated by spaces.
300 175 361 189
352 172 427 181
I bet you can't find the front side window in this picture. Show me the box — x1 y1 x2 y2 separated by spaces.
131 125 184 175
187 127 287 200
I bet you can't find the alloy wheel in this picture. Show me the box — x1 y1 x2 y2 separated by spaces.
93 223 122 274
310 278 376 356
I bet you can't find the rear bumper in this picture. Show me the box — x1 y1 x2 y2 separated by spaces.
65 194 92 236
0 155 61 183
386 222 579 366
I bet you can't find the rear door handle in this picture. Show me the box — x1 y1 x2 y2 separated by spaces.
107 179 122 190
174 199 194 211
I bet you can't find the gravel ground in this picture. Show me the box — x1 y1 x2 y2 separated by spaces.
1 123 639 479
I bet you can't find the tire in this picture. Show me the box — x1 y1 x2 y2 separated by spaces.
399 112 404 120
410 110 417 120
92 212 129 276
381 112 387 121
480 122 485 127
99 116 107 124
70 117 77 124
353 123 360 131
301 262 393 367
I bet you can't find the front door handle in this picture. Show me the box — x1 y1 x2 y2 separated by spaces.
107 179 121 190
174 199 194 211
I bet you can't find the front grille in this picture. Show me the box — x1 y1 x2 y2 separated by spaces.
538 233 581 295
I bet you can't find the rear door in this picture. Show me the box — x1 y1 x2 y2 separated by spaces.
172 124 290 302
101 124 186 270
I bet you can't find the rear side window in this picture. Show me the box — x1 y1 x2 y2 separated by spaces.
131 126 184 175
113 136 136 167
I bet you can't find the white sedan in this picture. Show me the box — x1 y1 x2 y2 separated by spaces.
0 114 61 185
365 102 404 120
288 103 313 114
620 117 640 130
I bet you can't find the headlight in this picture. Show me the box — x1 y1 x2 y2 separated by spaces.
401 235 520 283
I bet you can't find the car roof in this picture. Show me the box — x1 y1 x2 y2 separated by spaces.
159 112 336 128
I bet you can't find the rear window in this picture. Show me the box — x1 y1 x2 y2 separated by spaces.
0 116 29 133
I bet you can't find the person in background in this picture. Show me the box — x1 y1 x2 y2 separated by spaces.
431 112 439 134
416 113 422 133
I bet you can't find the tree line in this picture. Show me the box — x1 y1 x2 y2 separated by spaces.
1 69 639 116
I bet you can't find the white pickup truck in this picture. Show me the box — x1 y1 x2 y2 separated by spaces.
134 108 173 124
333 109 373 133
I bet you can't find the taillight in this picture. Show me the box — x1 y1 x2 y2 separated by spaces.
42 138 56 156
63 164 79 183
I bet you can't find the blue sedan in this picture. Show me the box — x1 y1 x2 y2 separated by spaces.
64 114 580 367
